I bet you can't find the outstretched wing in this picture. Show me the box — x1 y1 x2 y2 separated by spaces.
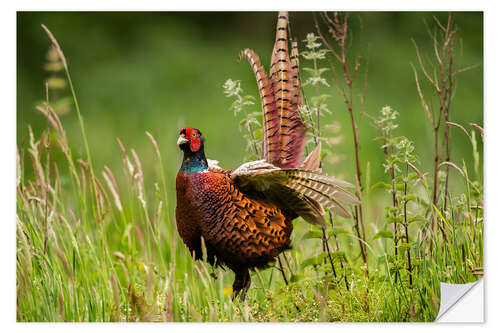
231 160 359 225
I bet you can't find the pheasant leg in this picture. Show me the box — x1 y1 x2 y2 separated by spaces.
239 272 252 302
231 268 250 301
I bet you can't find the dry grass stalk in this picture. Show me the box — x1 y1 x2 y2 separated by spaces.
120 262 130 286
469 122 484 139
163 266 175 322
154 200 163 229
28 126 46 189
58 291 67 321
113 251 125 260
446 121 469 138
116 138 135 181
111 274 121 321
41 24 67 69
316 12 369 273
134 224 145 248
131 148 146 208
146 266 154 306
41 24 103 227
411 13 473 250
102 167 123 212
77 159 110 213
129 285 149 321
188 305 202 322
145 131 161 159
55 247 74 282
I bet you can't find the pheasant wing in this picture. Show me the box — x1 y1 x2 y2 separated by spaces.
231 161 359 225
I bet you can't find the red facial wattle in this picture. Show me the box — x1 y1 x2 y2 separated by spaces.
186 128 201 152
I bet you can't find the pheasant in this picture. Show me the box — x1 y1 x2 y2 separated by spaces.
175 11 359 301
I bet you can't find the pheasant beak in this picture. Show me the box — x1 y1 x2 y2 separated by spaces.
177 134 189 147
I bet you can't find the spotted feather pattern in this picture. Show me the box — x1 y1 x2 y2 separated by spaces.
176 170 292 269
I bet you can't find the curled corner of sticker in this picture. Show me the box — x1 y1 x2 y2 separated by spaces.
435 278 484 322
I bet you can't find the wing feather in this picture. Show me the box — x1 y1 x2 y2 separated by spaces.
231 162 358 223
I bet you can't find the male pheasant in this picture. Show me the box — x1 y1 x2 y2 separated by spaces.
175 11 359 301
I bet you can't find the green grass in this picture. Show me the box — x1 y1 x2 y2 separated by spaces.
16 126 484 321
16 12 483 322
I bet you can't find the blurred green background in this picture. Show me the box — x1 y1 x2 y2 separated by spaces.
17 11 483 195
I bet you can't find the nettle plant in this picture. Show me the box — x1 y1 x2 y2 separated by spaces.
299 33 332 150
223 79 262 161
373 106 424 286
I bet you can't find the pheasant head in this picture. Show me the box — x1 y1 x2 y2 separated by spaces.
177 127 208 173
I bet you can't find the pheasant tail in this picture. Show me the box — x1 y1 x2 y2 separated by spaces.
241 12 307 169
301 141 322 172
239 49 281 165
290 40 303 108
269 11 307 169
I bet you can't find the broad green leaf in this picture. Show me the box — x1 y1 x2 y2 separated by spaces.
404 194 417 202
372 231 394 240
397 243 412 251
371 182 391 191
290 274 305 283
328 227 350 236
300 252 328 269
302 230 323 240
408 215 428 223
387 216 403 223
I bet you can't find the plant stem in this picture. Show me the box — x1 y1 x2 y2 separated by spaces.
383 129 400 283
240 95 260 156
320 12 369 274
322 227 338 278
404 163 413 286
277 255 289 285
329 212 349 290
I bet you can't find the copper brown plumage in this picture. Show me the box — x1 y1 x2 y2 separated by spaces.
175 12 359 301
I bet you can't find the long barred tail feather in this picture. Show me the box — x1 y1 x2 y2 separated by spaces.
236 12 359 224
239 49 281 165
290 40 303 108
269 12 308 169
300 141 322 171
240 11 307 169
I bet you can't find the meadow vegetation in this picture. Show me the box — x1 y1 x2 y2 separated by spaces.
16 12 482 322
